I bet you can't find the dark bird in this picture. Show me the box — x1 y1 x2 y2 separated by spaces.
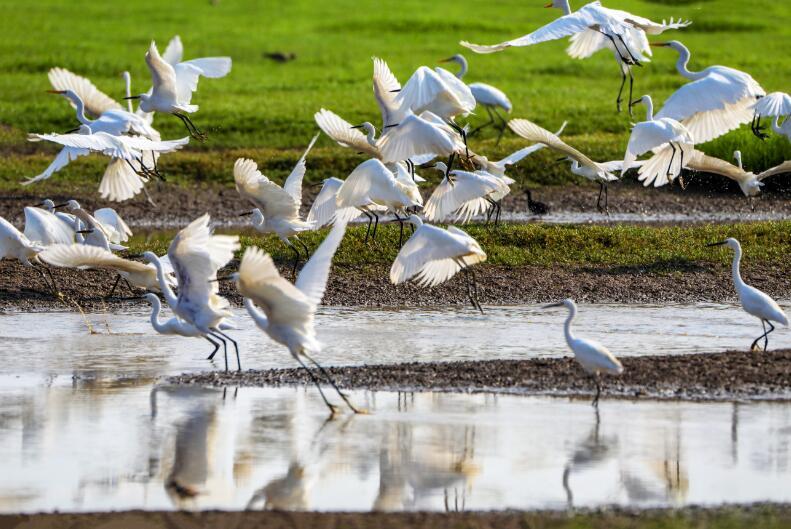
525 189 549 215
264 52 297 63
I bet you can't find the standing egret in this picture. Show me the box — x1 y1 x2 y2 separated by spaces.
23 204 75 246
707 238 788 351
336 159 422 245
650 41 765 143
390 215 486 312
542 299 623 407
143 214 240 371
52 200 131 252
40 243 176 297
752 92 791 141
234 134 319 275
234 220 359 416
508 119 622 213
439 54 512 141
624 95 694 187
0 217 54 293
306 178 364 229
461 0 690 113
424 163 506 224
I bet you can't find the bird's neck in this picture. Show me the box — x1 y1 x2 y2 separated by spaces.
672 43 702 80
148 298 166 332
244 298 269 330
455 57 468 80
365 126 377 146
642 97 654 121
772 116 784 135
124 73 133 113
150 257 179 307
731 246 745 289
558 0 572 15
71 96 92 126
563 305 576 343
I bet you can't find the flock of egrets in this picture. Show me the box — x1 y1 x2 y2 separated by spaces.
1 1 790 414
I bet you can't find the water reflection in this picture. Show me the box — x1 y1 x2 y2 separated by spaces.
0 383 789 513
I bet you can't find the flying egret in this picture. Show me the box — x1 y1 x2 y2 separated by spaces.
40 243 176 297
234 220 359 416
542 299 623 407
26 125 189 200
390 215 486 312
508 119 623 213
473 121 567 177
143 293 235 359
143 214 240 371
394 64 476 128
336 158 422 245
424 163 506 225
624 95 694 187
0 216 57 294
461 0 690 113
650 41 765 143
707 238 788 351
439 54 512 141
23 203 76 246
752 92 791 141
306 178 365 229
52 200 131 252
234 135 319 275
681 150 791 200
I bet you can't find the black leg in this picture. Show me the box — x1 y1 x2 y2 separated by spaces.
173 112 207 142
123 278 136 296
495 200 502 225
205 335 221 360
214 329 240 372
616 34 641 66
765 320 775 351
106 275 122 299
596 182 605 213
470 107 495 137
41 264 59 295
303 352 362 413
615 67 627 113
592 375 602 408
446 152 456 177
603 184 610 215
627 68 635 117
296 237 311 259
393 212 404 247
287 242 301 280
362 210 373 243
208 331 228 372
371 212 380 241
294 355 339 416
666 143 677 180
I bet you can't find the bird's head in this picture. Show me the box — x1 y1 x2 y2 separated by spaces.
53 199 79 210
706 237 740 251
351 122 376 135
141 251 159 264
649 40 684 53
406 214 424 227
38 199 56 210
630 95 651 108
733 150 743 168
143 293 159 305
542 298 575 311
439 54 464 65
429 161 448 173
739 177 763 197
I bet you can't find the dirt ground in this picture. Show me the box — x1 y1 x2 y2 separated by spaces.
169 350 791 402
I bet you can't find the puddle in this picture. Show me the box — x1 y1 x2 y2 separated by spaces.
0 303 788 379
0 384 788 513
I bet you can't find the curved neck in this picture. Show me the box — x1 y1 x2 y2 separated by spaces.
558 0 572 15
772 116 783 135
149 257 179 307
730 246 745 289
148 297 166 332
123 72 133 113
642 97 654 121
244 298 269 330
671 43 701 80
68 93 92 125
363 124 377 145
454 57 468 80
252 210 265 229
563 304 577 343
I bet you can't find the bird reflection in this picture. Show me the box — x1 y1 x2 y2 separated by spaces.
562 408 614 509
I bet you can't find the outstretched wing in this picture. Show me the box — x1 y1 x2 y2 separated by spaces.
283 133 320 205
313 108 379 157
295 220 348 307
40 243 149 274
234 158 299 219
93 208 132 243
753 92 791 117
372 57 401 127
48 67 122 118
146 41 180 103
757 160 791 181
28 132 128 159
98 158 147 202
162 35 185 65
23 146 90 185
23 208 74 246
306 178 363 228
508 119 601 174
377 112 457 164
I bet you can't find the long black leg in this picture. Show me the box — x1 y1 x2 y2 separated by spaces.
296 237 311 259
123 278 136 296
42 264 59 295
362 210 373 243
173 112 207 142
371 212 380 241
393 212 404 247
596 182 605 213
603 184 610 215
32 263 57 296
495 200 502 225
492 108 508 146
446 152 456 177
626 68 635 116
666 143 677 180
208 331 228 371
470 267 483 313
106 275 122 298
294 355 339 415
764 320 775 351
213 329 240 372
303 352 361 413
616 67 627 113
205 336 221 360
616 34 641 66
470 107 495 137
592 375 602 408
287 242 301 279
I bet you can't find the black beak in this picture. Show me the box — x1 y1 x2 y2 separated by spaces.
350 124 364 129
123 96 141 100
53 203 69 209
418 163 435 169
389 89 401 93
76 229 94 234
631 98 643 106
239 211 253 217
706 241 727 247
209 275 233 282
384 123 399 128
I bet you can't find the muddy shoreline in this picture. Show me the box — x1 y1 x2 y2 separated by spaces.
167 351 791 402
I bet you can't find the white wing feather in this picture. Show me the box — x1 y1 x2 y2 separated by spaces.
283 133 319 205
48 67 122 118
295 220 348 307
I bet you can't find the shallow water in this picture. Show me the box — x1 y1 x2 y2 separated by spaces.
0 303 788 378
0 384 788 513
501 210 791 224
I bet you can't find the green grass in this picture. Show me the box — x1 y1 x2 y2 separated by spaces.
126 220 791 269
1 0 791 189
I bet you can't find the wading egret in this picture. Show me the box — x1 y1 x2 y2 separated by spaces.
234 220 358 416
306 178 364 229
424 163 506 224
542 299 623 407
0 216 55 293
461 0 689 113
234 134 319 275
40 243 176 297
651 41 765 143
625 95 694 186
144 214 240 371
336 159 422 245
707 238 788 351
508 119 622 213
752 92 791 141
439 54 512 141
390 215 486 312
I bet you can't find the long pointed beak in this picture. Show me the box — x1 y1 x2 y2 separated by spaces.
350 124 364 129
630 98 643 106
123 95 141 100
53 203 69 209
46 90 65 95
439 57 453 63
384 123 399 128
541 302 564 309
650 42 668 48
76 229 94 234
239 211 253 217
706 241 728 247
389 89 401 93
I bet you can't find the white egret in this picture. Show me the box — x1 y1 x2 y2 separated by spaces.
306 177 364 229
40 243 176 297
473 121 567 177
336 158 422 244
752 92 791 141
52 200 131 252
508 118 622 213
651 41 765 143
624 95 694 187
461 0 689 113
0 216 55 293
234 220 359 415
542 299 623 407
390 215 486 312
234 134 319 275
440 54 512 141
23 203 75 246
707 238 788 351
681 149 791 200
143 293 235 359
143 214 241 371
424 163 506 224
376 110 462 168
